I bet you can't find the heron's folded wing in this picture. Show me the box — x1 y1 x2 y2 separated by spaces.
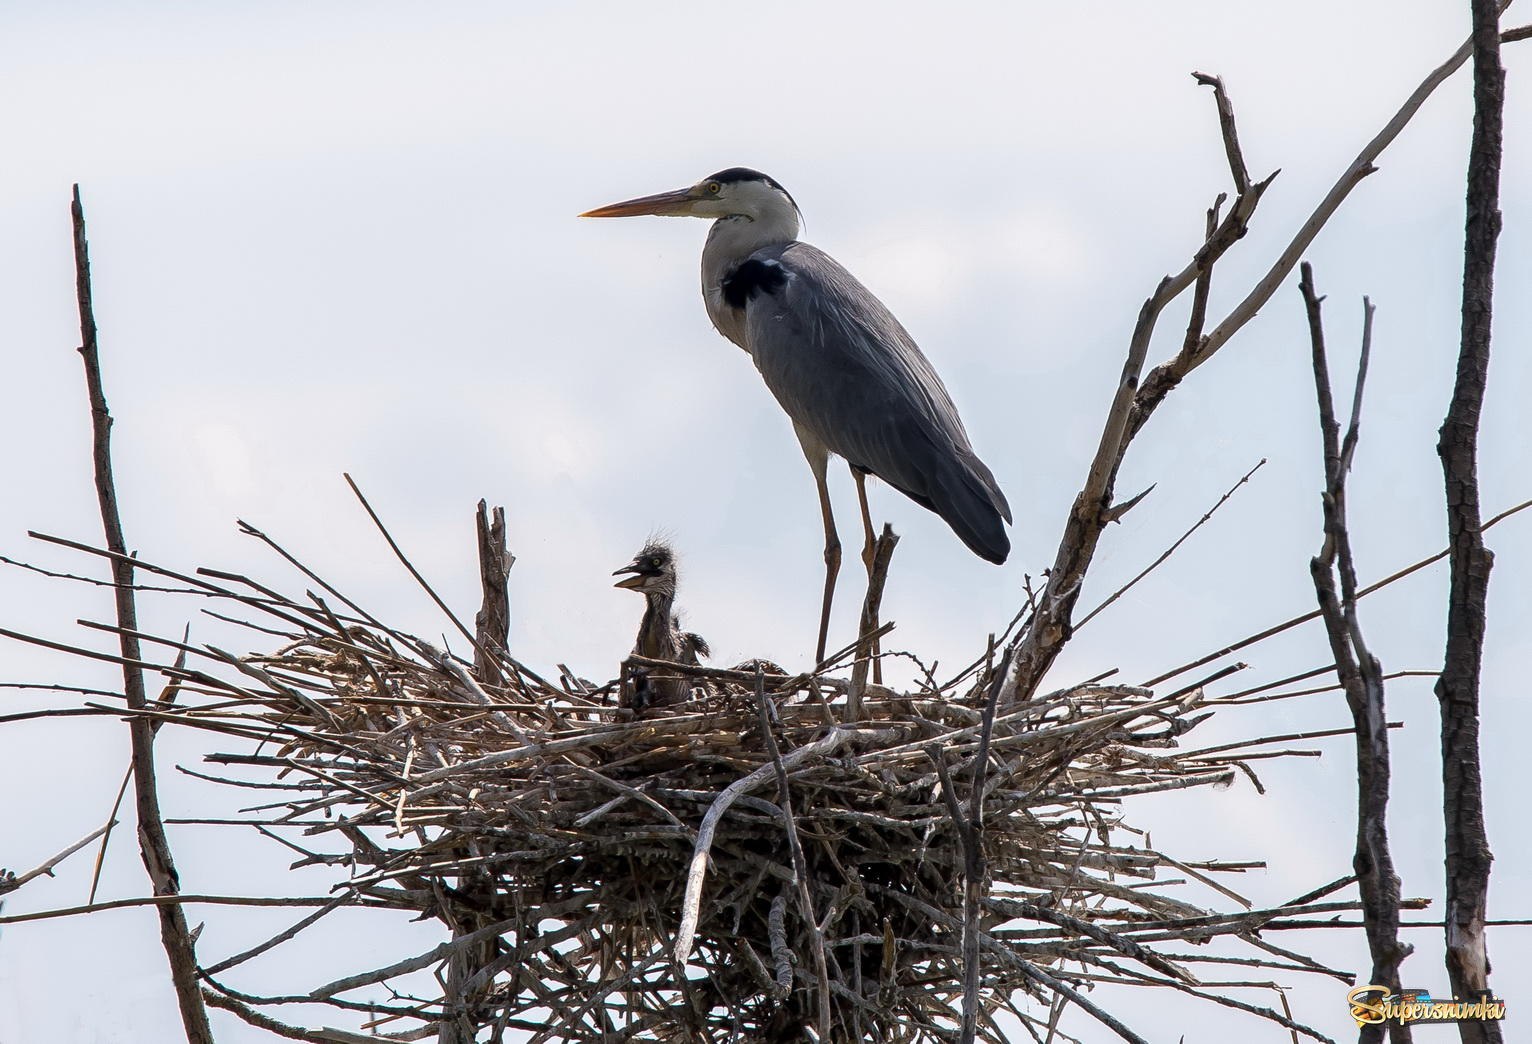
743 243 1012 563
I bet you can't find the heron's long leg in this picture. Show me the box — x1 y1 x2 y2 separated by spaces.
851 468 883 685
812 462 841 665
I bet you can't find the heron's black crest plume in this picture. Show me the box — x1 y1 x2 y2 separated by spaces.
707 167 787 191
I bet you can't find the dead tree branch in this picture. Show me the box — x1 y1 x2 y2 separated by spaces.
70 185 216 1044
436 500 514 1044
1300 265 1411 1042
848 524 898 718
472 500 512 687
1436 1 1507 1038
1002 20 1517 704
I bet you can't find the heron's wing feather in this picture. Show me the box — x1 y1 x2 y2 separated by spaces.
742 243 1012 563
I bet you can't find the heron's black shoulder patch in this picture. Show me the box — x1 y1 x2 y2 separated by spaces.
721 259 789 309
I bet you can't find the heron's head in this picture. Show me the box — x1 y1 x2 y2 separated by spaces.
613 541 679 598
582 168 801 227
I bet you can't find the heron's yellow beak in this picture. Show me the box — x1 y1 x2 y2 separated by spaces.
581 186 699 219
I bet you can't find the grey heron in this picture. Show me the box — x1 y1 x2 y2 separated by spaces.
613 541 709 713
585 168 1011 663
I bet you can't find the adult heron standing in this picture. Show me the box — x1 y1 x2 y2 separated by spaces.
584 168 1011 663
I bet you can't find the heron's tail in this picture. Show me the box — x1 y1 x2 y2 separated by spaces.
929 450 1012 565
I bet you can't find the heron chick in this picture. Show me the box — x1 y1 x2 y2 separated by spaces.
613 541 709 714
585 169 1011 664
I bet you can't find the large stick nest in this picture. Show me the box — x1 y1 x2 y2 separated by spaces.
152 551 1346 1044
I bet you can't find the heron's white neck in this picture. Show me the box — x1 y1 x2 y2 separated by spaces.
700 203 800 350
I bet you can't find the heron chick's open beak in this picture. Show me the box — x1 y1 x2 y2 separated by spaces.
612 562 653 589
581 186 699 219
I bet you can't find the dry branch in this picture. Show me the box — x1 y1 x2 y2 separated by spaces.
1436 1 1507 1038
1001 19 1523 706
1300 265 1411 1042
70 185 215 1044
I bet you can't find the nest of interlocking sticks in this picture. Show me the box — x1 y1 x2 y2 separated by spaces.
0 496 1400 1044
94 508 1367 1044
194 624 1362 1044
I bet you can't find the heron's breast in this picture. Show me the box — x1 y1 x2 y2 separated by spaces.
703 283 752 352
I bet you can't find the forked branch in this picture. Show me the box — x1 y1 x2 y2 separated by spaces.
1300 264 1411 1042
1002 18 1524 704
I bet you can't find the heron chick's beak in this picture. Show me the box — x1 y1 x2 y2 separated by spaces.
581 186 699 219
613 562 651 589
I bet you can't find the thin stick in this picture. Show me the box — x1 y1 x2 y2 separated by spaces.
1142 496 1532 688
343 473 478 655
0 893 341 925
1078 460 1265 629
0 823 114 896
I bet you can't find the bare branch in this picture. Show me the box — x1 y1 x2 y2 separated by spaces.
1300 263 1411 1041
0 823 113 896
848 524 898 718
1192 72 1251 192
1436 0 1507 1035
70 185 215 1044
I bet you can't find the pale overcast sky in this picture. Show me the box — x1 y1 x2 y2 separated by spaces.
1 3 1528 1042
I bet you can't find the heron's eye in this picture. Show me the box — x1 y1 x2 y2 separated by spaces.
706 182 721 195
648 557 662 568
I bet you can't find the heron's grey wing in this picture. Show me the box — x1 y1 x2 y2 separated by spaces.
740 243 1012 564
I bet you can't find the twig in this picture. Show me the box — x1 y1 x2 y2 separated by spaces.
88 762 133 905
1141 496 1532 688
0 823 113 896
1078 459 1266 629
89 634 193 904
343 473 479 660
200 894 357 978
201 989 403 1044
0 893 341 925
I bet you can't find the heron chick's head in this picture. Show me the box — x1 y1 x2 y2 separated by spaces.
613 541 679 598
581 168 801 227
